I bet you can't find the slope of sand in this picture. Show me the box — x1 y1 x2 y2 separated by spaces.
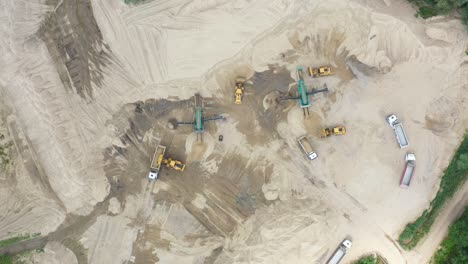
0 0 467 263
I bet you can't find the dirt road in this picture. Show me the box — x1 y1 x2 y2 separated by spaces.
405 180 468 263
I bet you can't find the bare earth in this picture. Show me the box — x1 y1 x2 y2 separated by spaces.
0 0 467 264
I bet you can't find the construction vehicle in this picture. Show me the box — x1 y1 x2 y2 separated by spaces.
280 66 329 116
148 145 166 180
234 78 245 104
308 66 333 78
297 135 317 160
327 239 352 264
321 126 346 138
386 114 409 148
400 153 416 188
163 158 186 172
174 94 224 140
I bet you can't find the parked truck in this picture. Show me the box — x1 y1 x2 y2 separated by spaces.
386 114 409 148
148 145 166 180
297 135 317 160
400 153 416 188
327 239 352 264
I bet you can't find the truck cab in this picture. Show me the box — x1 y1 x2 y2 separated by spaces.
148 170 159 180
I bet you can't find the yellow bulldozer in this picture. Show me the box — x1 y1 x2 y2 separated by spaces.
321 126 346 138
234 78 245 104
308 66 333 78
163 158 186 172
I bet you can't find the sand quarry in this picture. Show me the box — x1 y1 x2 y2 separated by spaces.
0 0 467 263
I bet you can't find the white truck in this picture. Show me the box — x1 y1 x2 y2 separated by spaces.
386 115 409 148
327 239 352 264
148 145 166 180
297 135 317 160
400 153 416 188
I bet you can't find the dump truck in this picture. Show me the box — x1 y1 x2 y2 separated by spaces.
322 126 346 138
234 78 245 104
297 135 317 160
148 145 166 180
163 158 186 172
327 239 352 264
386 115 409 148
400 153 416 188
308 66 333 77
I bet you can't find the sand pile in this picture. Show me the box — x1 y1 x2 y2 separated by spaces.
0 0 467 263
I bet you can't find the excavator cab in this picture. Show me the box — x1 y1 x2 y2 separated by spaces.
173 162 185 171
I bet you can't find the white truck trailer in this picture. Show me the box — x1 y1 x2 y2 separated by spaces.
327 239 352 264
148 145 166 180
386 114 409 148
297 135 317 160
400 153 416 188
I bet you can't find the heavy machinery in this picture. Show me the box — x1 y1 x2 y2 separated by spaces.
234 78 245 104
297 135 317 160
400 153 416 189
386 114 409 148
163 158 186 172
321 126 346 138
280 66 329 116
327 239 352 264
174 94 224 140
308 66 333 78
148 144 185 180
148 145 166 180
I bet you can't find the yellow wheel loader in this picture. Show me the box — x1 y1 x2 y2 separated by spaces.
321 126 346 138
163 158 186 172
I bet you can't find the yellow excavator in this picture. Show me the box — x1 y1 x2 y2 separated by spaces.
308 66 333 78
234 78 245 104
321 126 346 138
163 158 186 171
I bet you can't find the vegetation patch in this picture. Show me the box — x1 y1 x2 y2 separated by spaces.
432 206 468 264
0 233 40 248
398 134 468 249
124 0 148 5
406 0 468 30
353 253 387 264
0 254 12 264
0 133 13 170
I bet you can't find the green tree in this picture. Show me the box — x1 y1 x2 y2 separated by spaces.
355 255 377 264
461 7 468 27
433 207 468 263
435 0 456 14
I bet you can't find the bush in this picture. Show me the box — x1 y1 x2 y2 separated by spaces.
418 6 439 18
398 134 468 249
461 6 468 27
0 255 12 264
355 255 378 264
124 0 147 5
0 234 32 247
407 0 468 30
433 207 468 263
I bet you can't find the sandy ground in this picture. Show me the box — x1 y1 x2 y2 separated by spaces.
0 0 467 264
